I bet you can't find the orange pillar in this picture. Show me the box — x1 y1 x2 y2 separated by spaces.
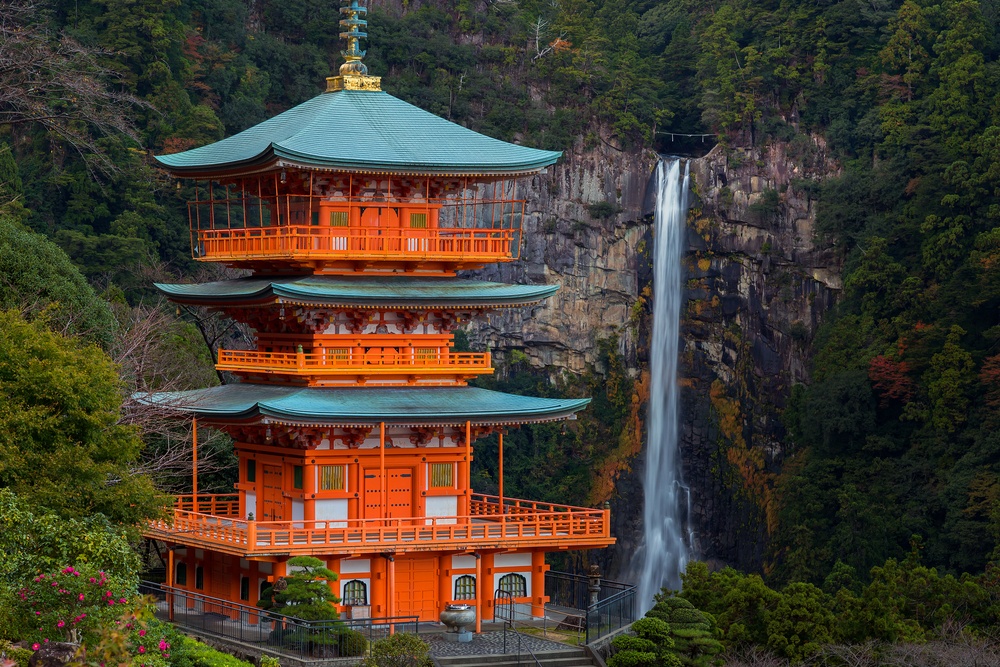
438 555 451 610
498 431 504 510
463 420 471 515
167 548 175 622
304 457 316 522
475 553 483 633
191 417 199 501
531 551 547 618
379 422 386 518
387 555 396 632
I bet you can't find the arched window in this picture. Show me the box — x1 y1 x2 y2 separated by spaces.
342 580 368 606
259 580 270 600
175 562 187 586
498 573 527 598
454 575 476 600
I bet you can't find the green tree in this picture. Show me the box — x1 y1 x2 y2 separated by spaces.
0 310 166 524
0 216 116 347
257 556 339 621
646 595 722 666
608 617 681 667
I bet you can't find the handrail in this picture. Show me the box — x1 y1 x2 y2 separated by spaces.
543 570 638 645
152 496 611 555
217 348 492 373
193 225 519 262
496 589 543 667
139 580 418 661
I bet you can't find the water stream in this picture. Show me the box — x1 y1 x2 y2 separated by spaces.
635 158 693 614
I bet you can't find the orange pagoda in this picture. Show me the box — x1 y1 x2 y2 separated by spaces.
144 0 614 627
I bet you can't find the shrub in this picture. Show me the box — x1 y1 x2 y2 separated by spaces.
336 629 368 657
361 633 433 667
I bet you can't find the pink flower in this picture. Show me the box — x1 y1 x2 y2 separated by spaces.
107 599 115 606
43 639 48 644
119 598 126 603
139 630 146 637
158 640 168 651
31 644 39 651
56 621 65 628
89 578 95 583
138 646 146 654
78 594 84 601
34 612 40 616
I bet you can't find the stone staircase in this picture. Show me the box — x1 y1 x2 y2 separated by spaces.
434 647 598 667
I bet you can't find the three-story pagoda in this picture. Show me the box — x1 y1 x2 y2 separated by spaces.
145 0 614 626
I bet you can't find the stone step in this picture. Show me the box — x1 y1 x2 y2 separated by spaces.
435 648 596 667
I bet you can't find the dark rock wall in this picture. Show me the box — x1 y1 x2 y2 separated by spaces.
465 137 842 576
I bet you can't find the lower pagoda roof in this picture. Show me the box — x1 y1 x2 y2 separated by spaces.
141 385 589 426
155 276 558 309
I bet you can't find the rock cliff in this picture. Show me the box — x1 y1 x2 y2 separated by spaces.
467 135 843 576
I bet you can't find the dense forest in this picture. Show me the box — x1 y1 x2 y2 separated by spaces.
3 0 1000 663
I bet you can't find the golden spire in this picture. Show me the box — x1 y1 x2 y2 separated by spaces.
327 0 382 92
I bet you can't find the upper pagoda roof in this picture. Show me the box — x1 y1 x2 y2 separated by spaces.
141 385 589 427
154 90 561 177
155 276 559 308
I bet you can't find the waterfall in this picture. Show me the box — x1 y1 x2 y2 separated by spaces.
635 158 693 614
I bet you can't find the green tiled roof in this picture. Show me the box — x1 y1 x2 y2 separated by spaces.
155 276 559 308
154 90 561 175
141 385 589 426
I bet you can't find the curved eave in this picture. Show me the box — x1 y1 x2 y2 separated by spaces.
154 279 560 309
154 150 558 179
137 386 590 427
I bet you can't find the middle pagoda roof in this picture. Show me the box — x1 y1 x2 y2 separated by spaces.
154 89 562 177
155 276 559 309
144 385 590 427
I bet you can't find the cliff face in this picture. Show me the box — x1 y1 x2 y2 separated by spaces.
466 136 842 576
679 140 841 571
467 143 657 374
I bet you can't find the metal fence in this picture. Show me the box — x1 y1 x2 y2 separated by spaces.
543 571 636 644
138 581 418 661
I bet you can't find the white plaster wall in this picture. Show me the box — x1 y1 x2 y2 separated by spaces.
425 496 458 524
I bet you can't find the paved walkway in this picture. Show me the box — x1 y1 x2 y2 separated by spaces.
424 629 573 657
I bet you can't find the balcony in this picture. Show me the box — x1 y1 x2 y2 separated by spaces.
187 192 525 274
216 348 493 386
145 494 613 558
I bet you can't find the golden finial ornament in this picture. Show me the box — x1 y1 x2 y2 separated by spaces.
327 0 382 92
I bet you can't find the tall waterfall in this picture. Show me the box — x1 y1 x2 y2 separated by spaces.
635 158 693 614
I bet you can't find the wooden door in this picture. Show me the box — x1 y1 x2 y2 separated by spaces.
386 468 413 519
363 468 413 521
261 465 284 522
395 558 438 620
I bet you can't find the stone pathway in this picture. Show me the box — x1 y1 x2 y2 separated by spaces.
424 630 571 657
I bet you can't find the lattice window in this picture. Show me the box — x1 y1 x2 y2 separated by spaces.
430 463 454 488
195 565 204 590
320 465 346 491
175 562 187 586
330 211 349 227
498 573 527 598
415 347 437 362
293 466 304 490
240 576 250 601
343 580 368 606
409 213 428 229
454 575 476 600
246 459 256 482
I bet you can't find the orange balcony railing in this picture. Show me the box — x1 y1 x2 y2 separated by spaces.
174 493 241 517
145 494 613 558
216 348 492 385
